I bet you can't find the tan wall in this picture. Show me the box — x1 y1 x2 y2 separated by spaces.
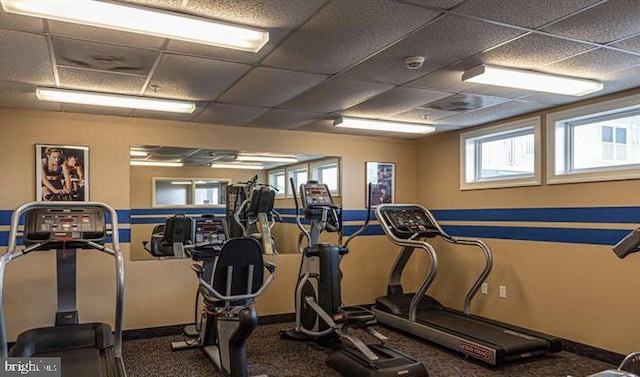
0 108 417 340
415 88 640 355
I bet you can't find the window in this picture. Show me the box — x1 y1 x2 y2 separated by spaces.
153 178 228 206
268 170 285 198
267 158 341 198
547 94 640 184
311 159 340 193
287 165 308 197
460 117 541 190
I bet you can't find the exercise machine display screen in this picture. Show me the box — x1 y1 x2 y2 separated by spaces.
23 207 106 248
380 206 440 239
301 182 334 210
194 217 226 244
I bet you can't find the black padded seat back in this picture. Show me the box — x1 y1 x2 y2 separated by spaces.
9 323 113 357
212 237 264 305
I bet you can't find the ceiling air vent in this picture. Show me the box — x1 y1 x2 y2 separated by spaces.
425 94 485 112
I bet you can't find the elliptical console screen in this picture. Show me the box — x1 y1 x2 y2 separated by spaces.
301 182 334 210
193 217 226 244
24 207 106 248
381 206 440 239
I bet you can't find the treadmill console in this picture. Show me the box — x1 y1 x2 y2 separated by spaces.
379 206 441 239
24 207 106 249
300 181 335 210
193 216 227 245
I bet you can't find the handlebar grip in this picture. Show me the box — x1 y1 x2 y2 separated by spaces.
338 247 349 255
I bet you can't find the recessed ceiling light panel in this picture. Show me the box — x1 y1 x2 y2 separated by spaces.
334 117 436 134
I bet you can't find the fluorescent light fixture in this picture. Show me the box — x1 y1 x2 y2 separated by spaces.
129 150 148 157
211 164 264 170
1 0 269 52
462 64 603 96
130 161 183 167
36 88 196 113
170 181 192 185
334 117 436 134
236 155 298 163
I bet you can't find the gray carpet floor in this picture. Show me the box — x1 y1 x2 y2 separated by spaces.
122 322 615 377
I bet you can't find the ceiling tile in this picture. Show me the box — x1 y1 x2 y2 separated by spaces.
609 35 640 54
540 48 640 80
48 21 166 49
195 103 271 126
217 67 327 107
57 67 146 95
386 108 460 123
407 63 479 92
467 33 596 70
542 0 640 44
247 109 323 129
0 30 54 85
343 87 452 118
400 0 466 10
435 100 549 127
282 78 393 113
0 81 59 111
146 54 251 100
61 103 133 117
166 0 326 64
340 15 525 84
0 6 44 33
263 0 441 74
53 37 159 75
119 0 185 9
453 0 599 28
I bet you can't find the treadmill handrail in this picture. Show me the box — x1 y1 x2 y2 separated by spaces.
375 203 494 316
443 236 493 314
0 201 125 361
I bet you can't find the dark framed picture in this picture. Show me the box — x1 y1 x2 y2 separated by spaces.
365 161 395 206
36 144 89 201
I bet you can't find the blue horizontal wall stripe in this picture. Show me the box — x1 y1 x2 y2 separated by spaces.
431 207 640 224
442 225 630 246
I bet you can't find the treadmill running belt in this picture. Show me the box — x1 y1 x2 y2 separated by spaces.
39 347 104 377
413 310 548 354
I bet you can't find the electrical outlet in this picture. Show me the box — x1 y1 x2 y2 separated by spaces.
481 282 488 295
499 285 507 299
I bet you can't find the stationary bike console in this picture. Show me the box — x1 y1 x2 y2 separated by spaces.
613 228 640 259
23 207 106 249
378 205 441 239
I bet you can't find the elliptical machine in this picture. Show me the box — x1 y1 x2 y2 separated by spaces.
146 214 276 377
280 180 428 377
227 175 281 255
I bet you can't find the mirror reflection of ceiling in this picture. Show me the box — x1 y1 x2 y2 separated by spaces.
130 145 324 170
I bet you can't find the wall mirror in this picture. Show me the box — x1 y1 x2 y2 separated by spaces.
129 145 340 261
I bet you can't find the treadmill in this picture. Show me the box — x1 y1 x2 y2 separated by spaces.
373 204 561 365
1 201 126 377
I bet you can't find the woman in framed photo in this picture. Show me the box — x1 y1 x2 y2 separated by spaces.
41 147 72 201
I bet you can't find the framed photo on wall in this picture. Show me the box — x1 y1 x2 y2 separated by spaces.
365 161 395 206
36 144 89 201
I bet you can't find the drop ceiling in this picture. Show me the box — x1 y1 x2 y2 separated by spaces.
2 0 640 139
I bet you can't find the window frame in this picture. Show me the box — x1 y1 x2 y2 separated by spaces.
152 177 229 207
459 116 542 190
546 94 640 185
310 158 341 195
286 164 310 198
268 169 286 198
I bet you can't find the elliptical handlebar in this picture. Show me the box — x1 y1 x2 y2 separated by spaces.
343 182 374 248
290 177 311 246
